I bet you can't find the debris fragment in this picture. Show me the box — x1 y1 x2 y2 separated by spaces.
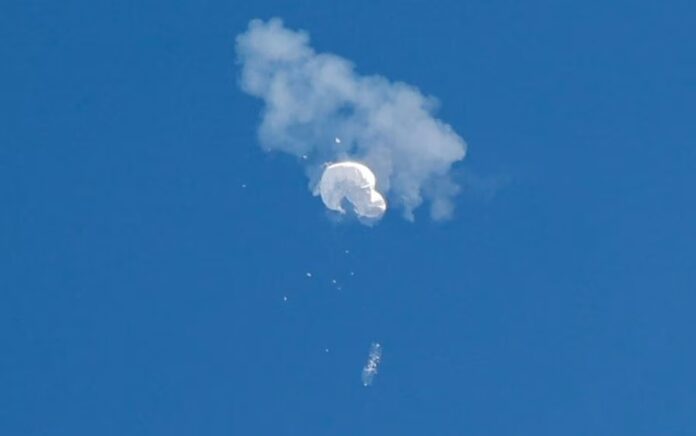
361 342 382 386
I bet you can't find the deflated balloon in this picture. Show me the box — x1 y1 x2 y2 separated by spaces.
318 162 387 219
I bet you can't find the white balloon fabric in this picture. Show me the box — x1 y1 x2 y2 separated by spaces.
318 162 387 219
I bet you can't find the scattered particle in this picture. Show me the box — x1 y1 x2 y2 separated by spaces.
306 272 312 278
241 184 247 188
349 271 355 276
331 279 337 284
301 154 308 160
325 348 330 353
283 296 288 302
334 137 341 144
344 249 350 254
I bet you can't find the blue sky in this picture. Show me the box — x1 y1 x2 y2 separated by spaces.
1 1 695 435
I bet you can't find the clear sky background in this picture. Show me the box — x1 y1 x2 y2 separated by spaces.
2 1 695 435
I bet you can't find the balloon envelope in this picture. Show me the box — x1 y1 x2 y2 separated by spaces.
318 162 387 219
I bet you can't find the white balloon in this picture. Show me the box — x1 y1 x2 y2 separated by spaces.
318 162 387 219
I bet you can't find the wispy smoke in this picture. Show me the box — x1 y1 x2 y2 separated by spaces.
236 18 467 220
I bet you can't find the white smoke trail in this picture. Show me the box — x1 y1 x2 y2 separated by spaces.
361 342 382 386
236 18 467 221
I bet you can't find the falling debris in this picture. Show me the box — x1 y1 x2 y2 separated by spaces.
344 249 350 254
325 348 330 353
317 161 386 219
334 137 341 144
283 296 288 302
306 272 312 278
241 184 247 188
301 154 308 160
349 271 355 276
361 342 382 386
331 279 337 284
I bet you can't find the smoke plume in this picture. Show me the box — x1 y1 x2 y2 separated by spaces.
236 18 467 220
